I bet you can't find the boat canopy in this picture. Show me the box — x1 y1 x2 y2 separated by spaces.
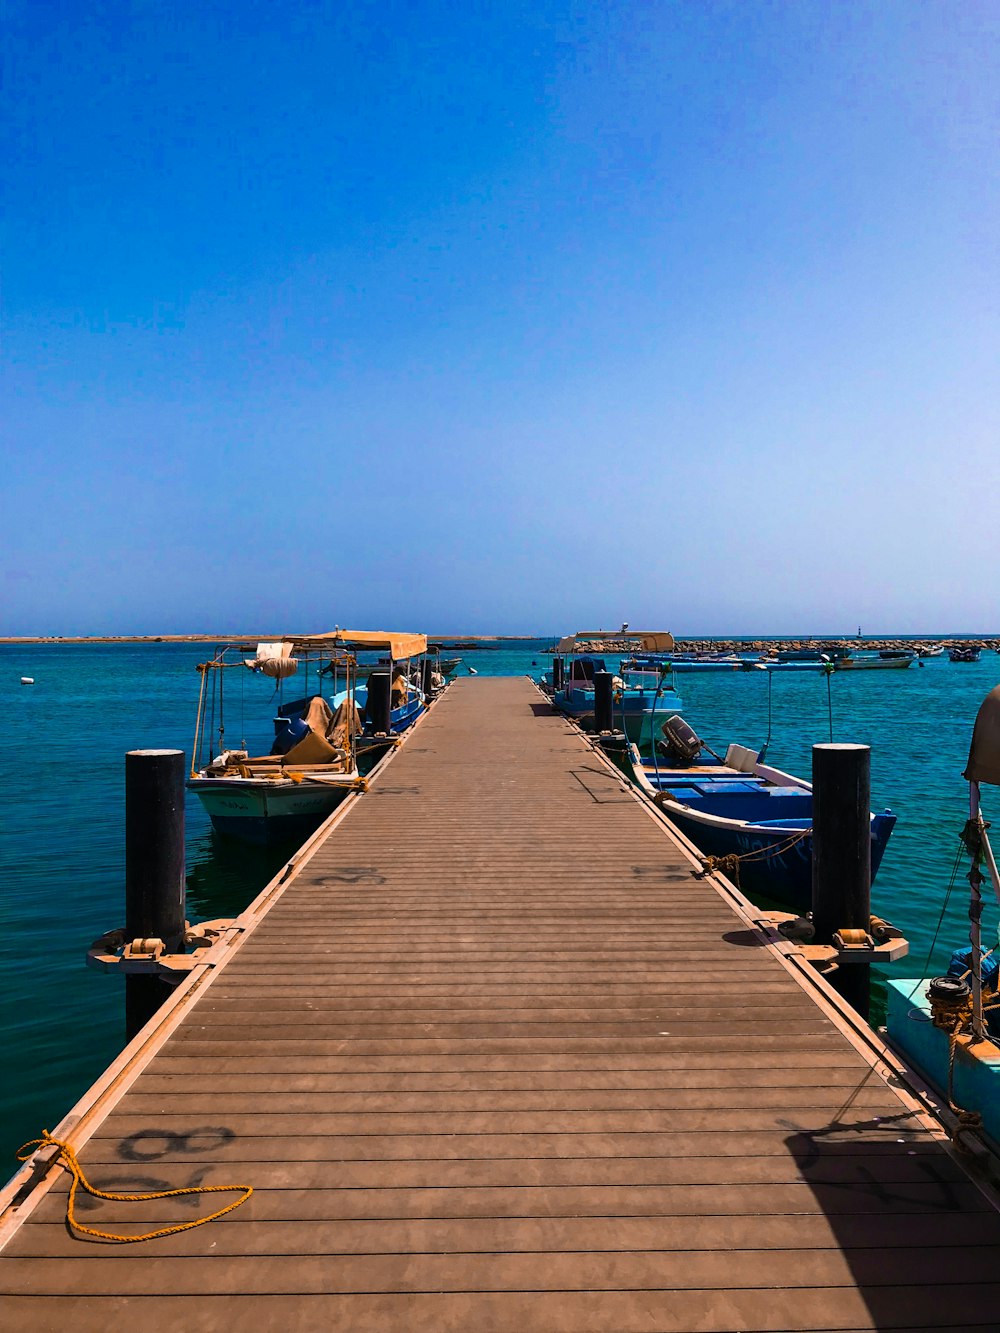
291 629 428 660
556 631 675 654
965 684 1000 787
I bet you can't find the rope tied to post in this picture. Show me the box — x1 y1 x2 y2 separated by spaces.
697 828 811 886
17 1131 253 1243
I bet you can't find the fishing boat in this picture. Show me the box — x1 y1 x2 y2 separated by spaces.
633 652 744 673
348 638 429 754
754 647 846 673
916 644 946 658
428 645 463 676
623 715 896 911
835 651 915 670
950 646 982 663
548 631 683 747
188 629 428 844
754 657 832 673
885 683 1000 1148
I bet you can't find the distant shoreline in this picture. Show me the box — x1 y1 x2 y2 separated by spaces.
1 633 997 647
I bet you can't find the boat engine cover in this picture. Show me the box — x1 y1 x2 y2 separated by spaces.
661 715 703 762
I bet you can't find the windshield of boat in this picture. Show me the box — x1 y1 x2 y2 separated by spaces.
621 669 664 690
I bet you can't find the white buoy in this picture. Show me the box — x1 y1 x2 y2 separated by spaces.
21 677 34 685
468 666 478 675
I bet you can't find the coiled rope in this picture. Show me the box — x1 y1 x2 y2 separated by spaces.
16 1130 252 1243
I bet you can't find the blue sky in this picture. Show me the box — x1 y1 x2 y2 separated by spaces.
4 0 998 635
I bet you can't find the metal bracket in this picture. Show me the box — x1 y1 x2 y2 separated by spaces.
757 911 909 972
87 918 234 978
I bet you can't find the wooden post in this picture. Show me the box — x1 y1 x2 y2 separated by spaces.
594 671 614 734
552 657 564 690
124 749 186 1039
812 743 871 1018
421 657 435 699
367 671 392 735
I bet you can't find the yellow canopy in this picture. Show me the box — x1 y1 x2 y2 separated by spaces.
556 631 675 653
291 629 428 660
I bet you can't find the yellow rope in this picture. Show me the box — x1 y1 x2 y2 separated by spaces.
17 1131 252 1243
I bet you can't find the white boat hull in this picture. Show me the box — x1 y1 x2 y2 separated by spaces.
188 774 356 844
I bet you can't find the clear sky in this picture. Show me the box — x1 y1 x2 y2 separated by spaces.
3 0 998 636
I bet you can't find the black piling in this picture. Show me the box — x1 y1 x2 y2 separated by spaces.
594 671 614 734
552 657 564 690
367 671 392 735
124 749 186 1039
811 742 872 1018
421 657 435 699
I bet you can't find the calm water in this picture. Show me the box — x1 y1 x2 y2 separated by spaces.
2 638 998 1176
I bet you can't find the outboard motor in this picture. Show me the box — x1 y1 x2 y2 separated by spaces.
659 715 704 763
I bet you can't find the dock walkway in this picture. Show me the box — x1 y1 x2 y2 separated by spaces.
3 677 1000 1329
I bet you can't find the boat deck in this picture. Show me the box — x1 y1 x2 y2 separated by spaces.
3 676 1000 1329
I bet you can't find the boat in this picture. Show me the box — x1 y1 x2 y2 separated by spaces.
916 644 946 658
428 645 463 676
754 647 846 673
623 715 896 911
548 631 683 747
346 640 430 759
950 646 982 663
20 677 34 685
188 629 428 844
754 657 832 673
834 651 915 670
885 683 1000 1149
775 648 838 662
630 652 744 674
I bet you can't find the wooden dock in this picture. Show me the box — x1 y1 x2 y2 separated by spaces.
3 676 1000 1329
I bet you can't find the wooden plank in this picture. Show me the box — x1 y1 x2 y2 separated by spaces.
12 1211 1000 1257
4 1245 997 1295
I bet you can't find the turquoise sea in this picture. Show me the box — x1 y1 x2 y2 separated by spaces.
2 638 998 1178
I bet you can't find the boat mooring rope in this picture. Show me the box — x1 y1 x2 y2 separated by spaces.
16 1130 253 1243
697 828 811 887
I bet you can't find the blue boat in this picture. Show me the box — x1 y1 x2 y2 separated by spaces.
356 664 425 731
547 632 683 747
625 717 896 911
625 651 744 674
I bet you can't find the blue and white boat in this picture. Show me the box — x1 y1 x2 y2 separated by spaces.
625 716 896 911
188 629 428 844
547 631 683 748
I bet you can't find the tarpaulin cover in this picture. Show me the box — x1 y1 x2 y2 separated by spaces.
248 641 299 679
